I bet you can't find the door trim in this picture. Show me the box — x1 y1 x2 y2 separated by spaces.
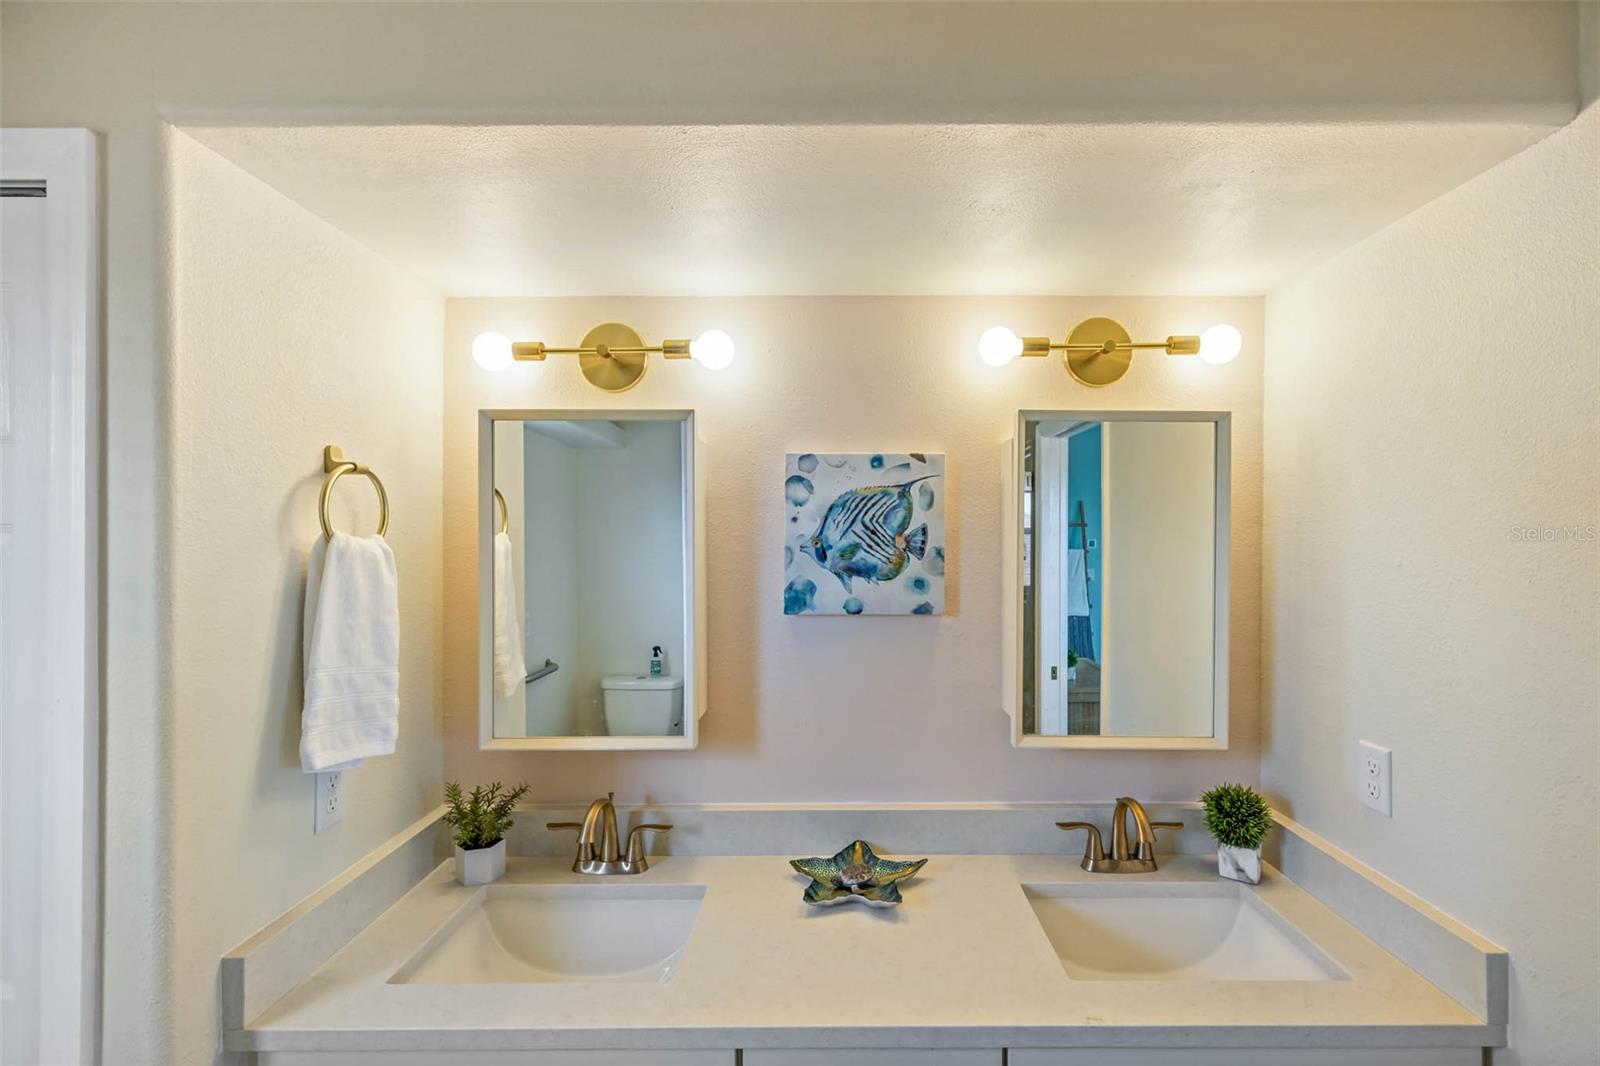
2 127 101 1065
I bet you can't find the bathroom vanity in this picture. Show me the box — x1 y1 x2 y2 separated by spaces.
223 807 1504 1066
199 404 1513 1065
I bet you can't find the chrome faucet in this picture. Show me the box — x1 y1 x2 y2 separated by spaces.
547 793 672 875
1056 797 1183 873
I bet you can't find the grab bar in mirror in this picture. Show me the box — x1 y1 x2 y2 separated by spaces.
526 659 558 684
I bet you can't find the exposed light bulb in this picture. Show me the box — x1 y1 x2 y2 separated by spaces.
978 325 1023 367
1198 324 1242 366
689 329 735 370
472 331 513 372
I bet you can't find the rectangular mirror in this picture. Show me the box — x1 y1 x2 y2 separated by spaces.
478 410 704 750
1001 412 1229 749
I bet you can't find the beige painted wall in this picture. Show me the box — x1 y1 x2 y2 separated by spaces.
1262 107 1599 1065
170 132 445 1066
444 296 1263 801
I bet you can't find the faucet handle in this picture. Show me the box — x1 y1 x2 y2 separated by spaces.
1136 821 1184 860
1056 821 1106 862
547 821 590 864
625 824 672 865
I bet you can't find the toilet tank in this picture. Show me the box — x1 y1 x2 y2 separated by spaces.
600 675 684 736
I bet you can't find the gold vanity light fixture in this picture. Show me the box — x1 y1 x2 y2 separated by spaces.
471 322 735 392
978 318 1241 387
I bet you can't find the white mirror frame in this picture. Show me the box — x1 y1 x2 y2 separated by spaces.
477 409 707 750
1000 410 1230 750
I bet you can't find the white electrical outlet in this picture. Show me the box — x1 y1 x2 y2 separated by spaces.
1358 741 1392 816
315 771 343 833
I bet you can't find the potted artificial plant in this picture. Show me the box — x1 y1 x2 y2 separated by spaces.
443 780 528 886
1200 782 1272 885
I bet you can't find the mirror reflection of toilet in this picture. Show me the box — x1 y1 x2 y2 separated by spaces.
601 675 684 736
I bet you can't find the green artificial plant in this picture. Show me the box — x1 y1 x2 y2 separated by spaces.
443 781 529 851
1200 782 1272 851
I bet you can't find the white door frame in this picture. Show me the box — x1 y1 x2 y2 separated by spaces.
1032 431 1067 735
1 128 101 1065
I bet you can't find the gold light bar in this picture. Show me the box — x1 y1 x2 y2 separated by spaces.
511 335 693 361
476 321 735 392
1019 334 1202 358
1015 317 1203 386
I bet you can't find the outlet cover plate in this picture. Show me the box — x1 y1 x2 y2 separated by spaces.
315 771 343 833
1358 741 1392 816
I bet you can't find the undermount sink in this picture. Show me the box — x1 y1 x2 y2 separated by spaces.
391 883 706 984
1023 882 1346 982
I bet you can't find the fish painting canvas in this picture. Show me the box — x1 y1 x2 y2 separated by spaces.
784 452 946 616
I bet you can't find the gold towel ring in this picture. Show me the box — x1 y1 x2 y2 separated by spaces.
319 445 389 541
493 488 509 534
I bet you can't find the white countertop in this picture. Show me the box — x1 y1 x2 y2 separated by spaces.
230 854 1495 1053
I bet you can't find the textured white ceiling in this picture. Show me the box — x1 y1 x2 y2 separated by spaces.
190 122 1552 296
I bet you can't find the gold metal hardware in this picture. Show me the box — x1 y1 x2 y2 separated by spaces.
1056 821 1107 867
576 323 649 393
626 824 673 866
505 322 698 391
1057 797 1183 873
1063 316 1135 387
1018 317 1204 386
318 445 388 541
548 793 673 875
492 488 508 535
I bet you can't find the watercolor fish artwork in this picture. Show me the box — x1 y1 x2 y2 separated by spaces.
784 452 945 616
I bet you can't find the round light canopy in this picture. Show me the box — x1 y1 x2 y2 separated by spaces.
1064 317 1135 387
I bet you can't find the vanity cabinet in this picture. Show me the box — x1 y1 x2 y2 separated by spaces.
259 1053 734 1066
259 1046 1477 1066
1010 1051 1478 1066
745 1053 1000 1066
261 1050 1007 1066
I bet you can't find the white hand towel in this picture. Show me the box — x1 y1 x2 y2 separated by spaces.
301 532 400 773
492 530 527 698
1067 548 1091 616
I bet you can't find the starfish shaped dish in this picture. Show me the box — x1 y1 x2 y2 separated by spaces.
789 840 928 907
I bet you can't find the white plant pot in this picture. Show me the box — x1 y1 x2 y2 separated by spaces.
454 839 507 886
1217 844 1262 885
